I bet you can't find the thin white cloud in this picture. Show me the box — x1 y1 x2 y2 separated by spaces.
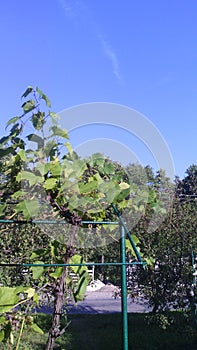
97 34 122 82
58 0 78 19
58 0 122 83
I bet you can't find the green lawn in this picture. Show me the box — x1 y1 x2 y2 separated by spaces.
2 312 197 350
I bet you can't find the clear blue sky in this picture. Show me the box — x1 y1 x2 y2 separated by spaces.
0 0 196 179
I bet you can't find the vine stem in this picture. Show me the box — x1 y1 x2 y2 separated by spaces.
15 317 25 350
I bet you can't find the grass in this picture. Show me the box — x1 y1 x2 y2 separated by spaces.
2 312 197 349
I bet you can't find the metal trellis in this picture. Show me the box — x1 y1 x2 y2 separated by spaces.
0 205 145 350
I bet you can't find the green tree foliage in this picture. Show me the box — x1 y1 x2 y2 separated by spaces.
176 164 197 198
126 167 197 316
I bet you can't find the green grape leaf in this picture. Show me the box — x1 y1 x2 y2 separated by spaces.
50 126 69 139
6 116 21 128
30 261 45 279
16 171 41 186
31 111 45 130
73 271 90 302
104 162 115 174
15 200 39 220
21 86 33 98
21 100 35 114
0 286 26 312
36 87 51 107
33 293 40 305
44 178 57 190
119 182 130 190
27 133 44 148
17 149 26 161
30 323 44 334
78 180 98 194
50 267 63 279
0 330 5 343
49 111 60 123
65 142 73 154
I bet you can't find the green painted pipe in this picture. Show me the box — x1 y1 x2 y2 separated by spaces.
0 219 118 225
120 223 129 350
0 262 144 267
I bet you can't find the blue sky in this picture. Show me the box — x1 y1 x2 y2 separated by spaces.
0 0 197 179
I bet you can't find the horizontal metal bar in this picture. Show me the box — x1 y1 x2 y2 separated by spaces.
0 262 146 267
0 219 119 225
82 221 119 225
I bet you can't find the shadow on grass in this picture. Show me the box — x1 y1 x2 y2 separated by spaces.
18 311 197 350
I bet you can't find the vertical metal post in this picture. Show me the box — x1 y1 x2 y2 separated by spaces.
120 223 129 350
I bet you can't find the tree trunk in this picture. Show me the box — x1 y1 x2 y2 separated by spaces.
45 227 78 350
45 263 69 350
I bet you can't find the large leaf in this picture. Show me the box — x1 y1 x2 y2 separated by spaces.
30 323 44 334
31 112 45 130
119 182 130 190
24 287 35 298
35 162 50 176
17 149 26 161
73 271 90 302
70 255 85 274
50 126 69 139
0 287 19 309
69 256 90 302
16 171 41 186
50 161 62 176
115 187 130 202
65 142 73 154
15 199 40 219
151 200 166 214
49 111 60 122
36 87 51 107
50 267 63 280
9 123 23 137
33 293 40 305
0 286 34 313
78 180 98 194
21 100 35 114
93 173 103 184
91 153 105 161
104 162 115 175
6 116 21 129
30 261 45 279
99 181 121 203
0 136 10 144
0 203 6 217
68 195 79 210
27 133 44 148
125 237 143 258
0 330 5 342
0 146 15 157
21 86 33 98
0 316 6 325
44 178 57 190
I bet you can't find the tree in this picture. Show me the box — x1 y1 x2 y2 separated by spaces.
125 167 197 316
0 87 158 349
176 164 197 198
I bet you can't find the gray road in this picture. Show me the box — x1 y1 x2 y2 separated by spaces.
66 298 151 314
66 285 151 314
38 285 152 314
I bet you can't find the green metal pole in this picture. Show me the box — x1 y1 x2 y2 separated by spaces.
120 223 129 350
